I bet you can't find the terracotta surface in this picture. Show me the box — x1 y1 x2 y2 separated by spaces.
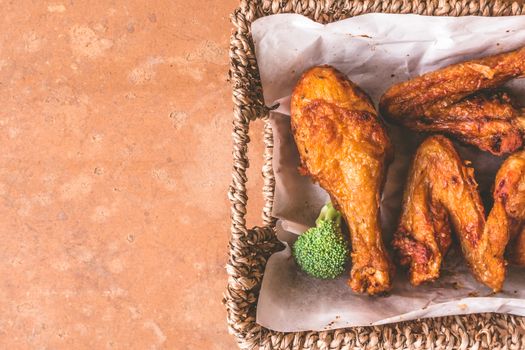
0 1 266 348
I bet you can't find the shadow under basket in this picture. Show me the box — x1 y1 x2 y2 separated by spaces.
224 0 525 348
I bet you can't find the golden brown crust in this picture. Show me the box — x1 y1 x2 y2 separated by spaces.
510 231 525 266
495 150 525 266
291 66 394 295
380 47 525 155
394 136 525 292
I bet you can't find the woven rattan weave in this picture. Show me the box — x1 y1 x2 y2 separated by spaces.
225 1 525 348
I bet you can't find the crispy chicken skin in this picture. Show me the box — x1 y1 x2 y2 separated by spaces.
290 66 394 295
394 135 525 292
498 151 525 267
380 47 525 155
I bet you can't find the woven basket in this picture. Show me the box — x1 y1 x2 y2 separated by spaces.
225 1 525 348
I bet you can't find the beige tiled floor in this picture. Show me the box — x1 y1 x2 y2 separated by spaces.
0 1 264 348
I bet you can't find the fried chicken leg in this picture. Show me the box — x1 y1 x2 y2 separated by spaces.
394 135 525 292
380 47 525 155
291 66 394 295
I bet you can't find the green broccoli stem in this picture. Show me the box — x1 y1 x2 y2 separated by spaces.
315 202 342 228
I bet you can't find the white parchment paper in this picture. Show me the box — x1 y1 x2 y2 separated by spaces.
252 13 525 332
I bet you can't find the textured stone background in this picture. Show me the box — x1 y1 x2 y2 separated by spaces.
0 1 266 348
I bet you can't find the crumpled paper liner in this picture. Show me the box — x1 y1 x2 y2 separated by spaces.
252 13 525 332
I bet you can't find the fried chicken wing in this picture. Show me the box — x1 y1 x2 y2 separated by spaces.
497 150 525 266
394 135 525 292
291 66 394 295
380 47 525 155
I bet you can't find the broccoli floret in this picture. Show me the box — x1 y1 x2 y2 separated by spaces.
292 203 349 279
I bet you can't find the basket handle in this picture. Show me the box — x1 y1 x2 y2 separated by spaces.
228 107 277 239
261 115 277 227
228 109 251 239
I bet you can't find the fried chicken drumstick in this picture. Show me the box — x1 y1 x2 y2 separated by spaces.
291 66 394 294
394 135 525 292
380 47 525 155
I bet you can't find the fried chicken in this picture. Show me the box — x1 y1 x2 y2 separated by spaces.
291 66 394 295
393 135 525 292
498 150 525 267
380 47 525 155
